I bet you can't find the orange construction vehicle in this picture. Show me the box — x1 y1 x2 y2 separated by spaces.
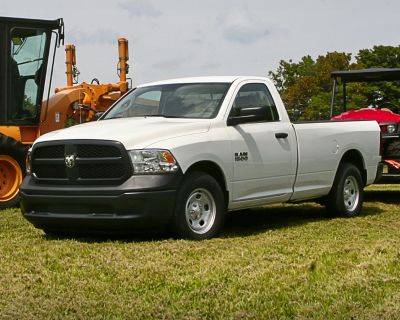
0 16 130 208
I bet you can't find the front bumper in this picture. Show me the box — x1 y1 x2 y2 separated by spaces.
20 173 182 234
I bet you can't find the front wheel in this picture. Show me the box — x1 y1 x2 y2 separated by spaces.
325 163 364 217
172 172 225 240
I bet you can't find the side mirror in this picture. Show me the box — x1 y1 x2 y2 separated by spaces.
227 106 268 126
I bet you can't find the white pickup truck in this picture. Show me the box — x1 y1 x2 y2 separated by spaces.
20 76 381 239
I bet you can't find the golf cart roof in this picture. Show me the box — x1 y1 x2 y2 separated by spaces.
331 68 400 83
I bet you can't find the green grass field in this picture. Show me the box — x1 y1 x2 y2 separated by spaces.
1 185 400 319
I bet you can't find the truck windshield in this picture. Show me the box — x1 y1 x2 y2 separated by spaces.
102 82 230 120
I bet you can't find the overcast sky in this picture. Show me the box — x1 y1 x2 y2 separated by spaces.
3 0 400 89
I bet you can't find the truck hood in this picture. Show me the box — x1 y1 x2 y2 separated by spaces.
35 117 211 149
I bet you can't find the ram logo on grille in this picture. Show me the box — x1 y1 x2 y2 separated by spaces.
65 154 76 168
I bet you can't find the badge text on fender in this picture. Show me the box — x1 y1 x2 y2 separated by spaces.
234 152 248 162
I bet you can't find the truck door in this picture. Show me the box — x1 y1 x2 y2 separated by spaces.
227 81 297 207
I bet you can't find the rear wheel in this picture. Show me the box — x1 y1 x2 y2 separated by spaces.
325 163 363 217
172 172 225 240
0 135 26 209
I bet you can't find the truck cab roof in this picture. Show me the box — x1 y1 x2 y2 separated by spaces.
138 76 271 87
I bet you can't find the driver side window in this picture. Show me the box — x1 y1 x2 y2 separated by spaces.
230 83 279 121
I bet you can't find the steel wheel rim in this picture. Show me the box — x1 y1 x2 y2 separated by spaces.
343 175 359 211
0 155 23 202
185 188 216 234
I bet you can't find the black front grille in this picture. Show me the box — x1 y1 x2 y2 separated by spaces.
79 163 126 179
35 164 67 179
34 145 65 158
32 140 131 185
77 145 121 158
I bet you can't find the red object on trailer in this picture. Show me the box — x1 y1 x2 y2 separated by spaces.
332 108 400 123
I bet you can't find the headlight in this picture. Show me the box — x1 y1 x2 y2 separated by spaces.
26 148 32 175
387 124 396 134
129 149 179 174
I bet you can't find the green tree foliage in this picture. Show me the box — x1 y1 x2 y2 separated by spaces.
269 52 352 120
23 94 36 116
268 55 316 92
357 45 400 68
268 45 400 120
356 45 400 104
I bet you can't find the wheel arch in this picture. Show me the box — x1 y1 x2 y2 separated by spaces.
184 160 229 208
339 149 367 186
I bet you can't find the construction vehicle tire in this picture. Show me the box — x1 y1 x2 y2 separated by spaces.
0 135 26 209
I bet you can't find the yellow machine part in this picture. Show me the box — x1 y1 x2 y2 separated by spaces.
53 81 127 122
44 37 130 128
39 88 81 135
0 126 39 145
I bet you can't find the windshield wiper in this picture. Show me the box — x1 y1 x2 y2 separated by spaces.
103 114 182 120
145 114 181 118
102 116 122 120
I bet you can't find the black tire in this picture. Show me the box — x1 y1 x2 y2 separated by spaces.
0 134 26 209
385 140 400 158
172 171 225 240
325 163 364 217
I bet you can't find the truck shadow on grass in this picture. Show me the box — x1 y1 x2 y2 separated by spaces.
43 231 167 243
219 186 392 237
221 203 384 238
42 203 384 242
364 189 400 204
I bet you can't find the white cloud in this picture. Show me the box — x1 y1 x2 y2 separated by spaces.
119 0 161 18
201 61 222 70
217 9 271 44
3 0 400 87
67 29 120 45
152 57 186 70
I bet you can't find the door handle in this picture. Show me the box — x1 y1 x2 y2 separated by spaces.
275 132 288 139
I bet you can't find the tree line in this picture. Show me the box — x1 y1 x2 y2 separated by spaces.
268 45 400 120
